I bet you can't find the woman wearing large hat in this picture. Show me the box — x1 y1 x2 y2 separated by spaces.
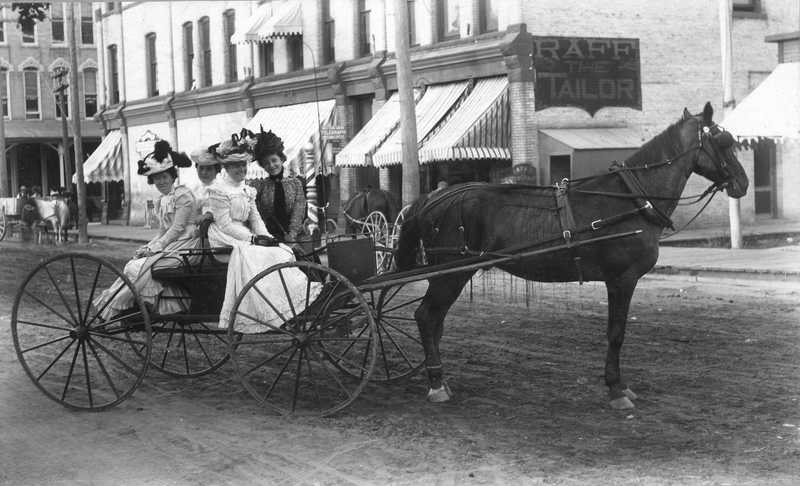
190 144 222 224
202 132 320 332
95 141 197 317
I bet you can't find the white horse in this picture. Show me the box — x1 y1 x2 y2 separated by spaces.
34 195 71 244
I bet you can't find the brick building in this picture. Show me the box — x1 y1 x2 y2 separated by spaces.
0 3 103 211
94 0 799 226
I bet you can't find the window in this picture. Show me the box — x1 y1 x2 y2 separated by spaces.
21 19 36 44
55 91 68 118
408 0 416 46
145 33 158 96
258 42 274 77
288 36 304 71
51 4 64 43
478 0 498 34
84 68 97 117
223 10 237 83
733 0 757 11
436 0 459 41
0 7 5 43
0 68 8 118
358 0 371 57
182 22 194 90
198 17 211 87
81 7 93 44
322 0 334 64
23 68 40 119
107 44 119 104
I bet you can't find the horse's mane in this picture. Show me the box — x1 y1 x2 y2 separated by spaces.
624 117 689 168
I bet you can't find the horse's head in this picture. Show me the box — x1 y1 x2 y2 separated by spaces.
682 102 748 199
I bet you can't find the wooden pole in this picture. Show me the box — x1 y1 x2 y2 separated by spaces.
67 2 87 243
719 0 742 249
0 80 7 197
394 0 419 207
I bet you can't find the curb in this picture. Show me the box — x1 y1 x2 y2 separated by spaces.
652 264 800 282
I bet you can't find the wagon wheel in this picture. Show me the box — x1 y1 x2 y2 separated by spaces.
11 253 151 411
228 261 377 417
128 318 231 378
0 208 6 241
361 211 391 274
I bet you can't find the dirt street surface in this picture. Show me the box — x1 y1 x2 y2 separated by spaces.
1 241 799 485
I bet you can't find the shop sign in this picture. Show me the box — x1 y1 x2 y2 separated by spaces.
321 126 347 141
135 130 162 158
532 36 641 116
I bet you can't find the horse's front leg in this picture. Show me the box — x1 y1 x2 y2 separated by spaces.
604 276 640 410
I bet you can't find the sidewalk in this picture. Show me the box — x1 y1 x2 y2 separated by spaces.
83 220 800 281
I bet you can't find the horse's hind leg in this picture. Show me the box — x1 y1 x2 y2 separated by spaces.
605 275 640 410
415 273 472 402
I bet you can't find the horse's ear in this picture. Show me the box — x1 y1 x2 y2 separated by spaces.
702 102 713 124
682 108 692 120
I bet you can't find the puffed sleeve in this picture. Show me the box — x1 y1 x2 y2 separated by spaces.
207 187 253 241
245 185 270 236
148 187 196 252
287 178 306 240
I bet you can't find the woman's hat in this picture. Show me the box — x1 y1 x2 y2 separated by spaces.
191 145 221 167
253 126 287 162
214 132 254 165
137 140 192 177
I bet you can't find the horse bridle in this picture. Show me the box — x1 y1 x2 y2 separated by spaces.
694 120 736 187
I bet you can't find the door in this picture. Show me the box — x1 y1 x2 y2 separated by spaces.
753 139 776 217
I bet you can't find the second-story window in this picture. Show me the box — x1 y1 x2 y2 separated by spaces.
145 33 158 97
108 44 119 104
436 0 459 42
259 42 274 77
358 0 371 57
182 22 194 90
0 7 5 43
223 10 237 83
51 4 64 43
733 0 757 11
478 0 498 34
84 68 97 117
322 0 334 64
21 19 36 44
408 0 416 46
81 6 94 44
0 68 8 118
198 16 212 87
23 68 40 119
288 36 304 71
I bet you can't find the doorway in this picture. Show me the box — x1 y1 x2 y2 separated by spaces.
753 139 776 217
549 155 571 184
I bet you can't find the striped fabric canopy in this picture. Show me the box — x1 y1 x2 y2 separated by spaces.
335 93 403 168
75 130 123 183
231 0 303 45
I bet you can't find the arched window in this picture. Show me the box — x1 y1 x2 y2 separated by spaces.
23 68 40 119
145 33 158 96
223 10 237 82
83 68 97 117
198 16 211 87
182 22 194 90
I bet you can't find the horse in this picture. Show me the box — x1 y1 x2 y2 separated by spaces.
395 103 749 410
34 194 71 244
342 186 398 233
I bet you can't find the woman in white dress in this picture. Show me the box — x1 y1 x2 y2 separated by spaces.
95 141 197 318
190 145 221 226
206 133 320 333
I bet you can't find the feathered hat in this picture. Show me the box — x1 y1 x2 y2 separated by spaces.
214 132 254 165
137 141 193 177
253 126 286 162
191 144 222 167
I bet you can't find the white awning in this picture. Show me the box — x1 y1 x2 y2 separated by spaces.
418 77 510 164
74 130 123 183
539 127 645 150
335 93 402 168
244 99 336 180
373 81 469 167
722 62 800 140
231 0 303 45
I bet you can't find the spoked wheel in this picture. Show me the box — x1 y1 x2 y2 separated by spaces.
228 261 377 417
129 319 231 378
0 209 7 241
361 210 390 274
11 253 151 411
360 283 425 382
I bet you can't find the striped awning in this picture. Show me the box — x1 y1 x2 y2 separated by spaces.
418 77 510 164
231 0 303 45
373 81 469 167
74 130 123 183
335 93 403 168
244 99 336 180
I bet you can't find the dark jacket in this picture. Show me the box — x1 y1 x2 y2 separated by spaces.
249 175 306 241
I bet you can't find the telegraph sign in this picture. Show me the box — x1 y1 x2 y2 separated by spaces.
532 36 642 116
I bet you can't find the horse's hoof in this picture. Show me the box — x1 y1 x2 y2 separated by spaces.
610 396 635 410
622 388 638 401
427 382 452 403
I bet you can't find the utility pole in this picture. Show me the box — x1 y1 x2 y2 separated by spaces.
394 0 419 206
66 2 87 243
52 67 71 189
719 0 742 249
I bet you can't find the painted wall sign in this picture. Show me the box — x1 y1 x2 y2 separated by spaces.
532 36 642 116
135 130 162 158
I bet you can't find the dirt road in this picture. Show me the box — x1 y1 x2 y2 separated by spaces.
1 241 799 485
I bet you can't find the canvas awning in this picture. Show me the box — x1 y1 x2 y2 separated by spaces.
538 127 645 150
418 77 510 164
244 99 336 180
231 0 303 45
335 93 403 168
373 81 470 167
722 62 800 140
74 130 123 183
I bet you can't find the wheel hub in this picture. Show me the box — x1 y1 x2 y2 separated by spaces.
71 325 89 340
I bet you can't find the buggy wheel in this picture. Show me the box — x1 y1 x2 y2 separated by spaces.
362 210 390 274
11 253 151 411
129 319 231 378
228 261 377 417
0 209 7 241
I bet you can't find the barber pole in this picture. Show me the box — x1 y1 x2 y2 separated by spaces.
304 143 318 234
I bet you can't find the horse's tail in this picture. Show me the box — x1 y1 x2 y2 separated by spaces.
395 197 427 271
